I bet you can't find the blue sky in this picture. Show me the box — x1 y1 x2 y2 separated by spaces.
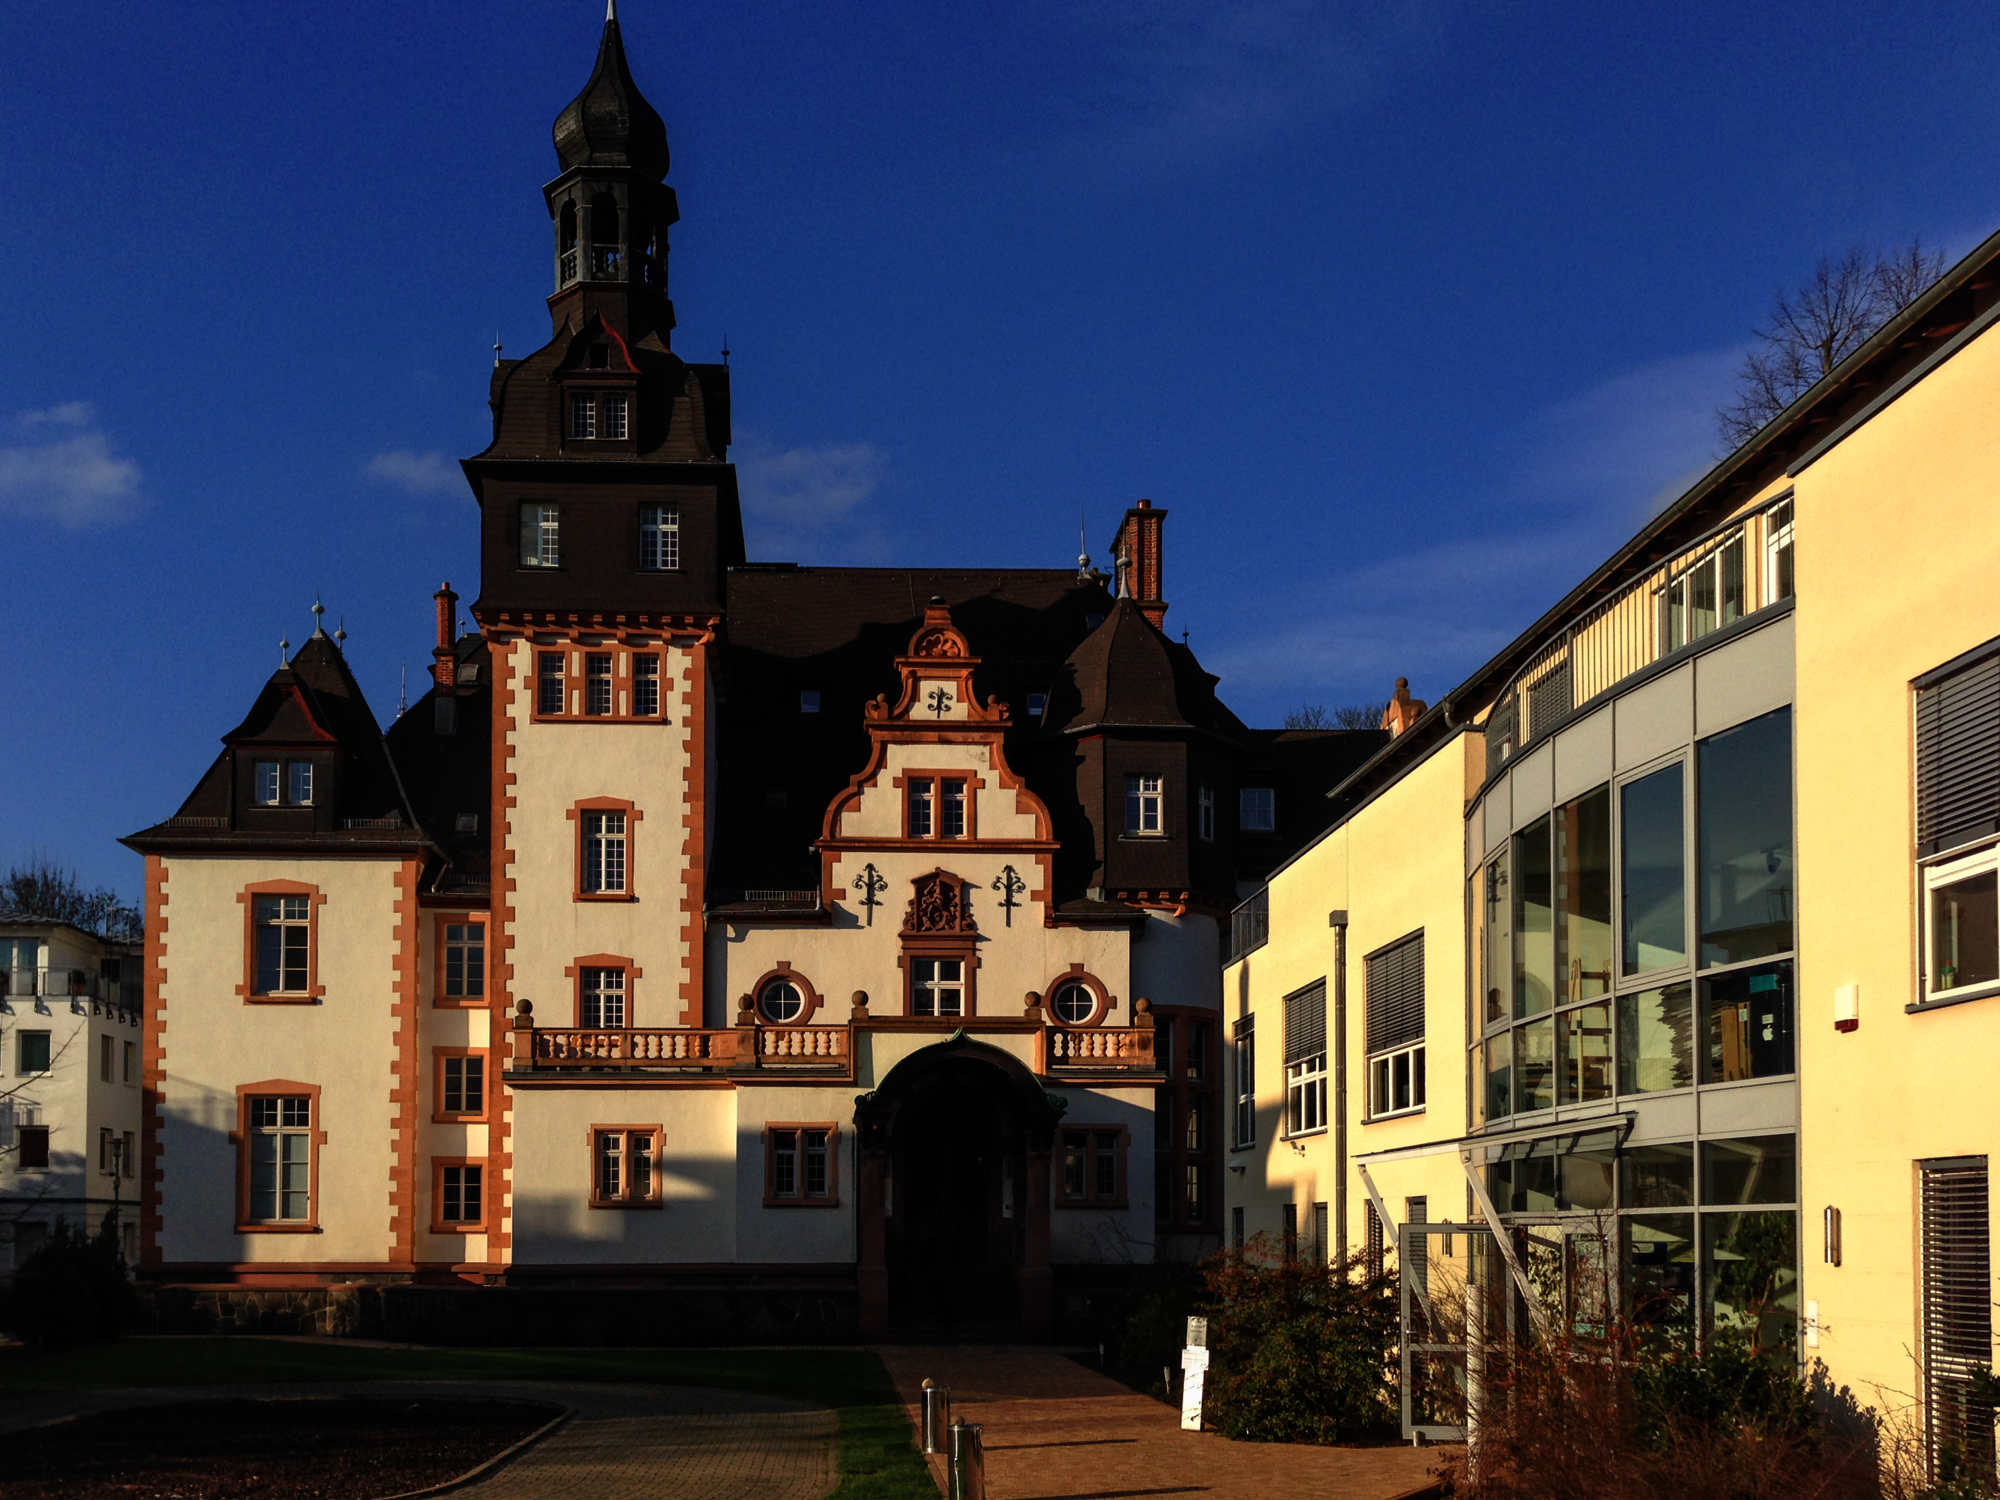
5 0 1999 900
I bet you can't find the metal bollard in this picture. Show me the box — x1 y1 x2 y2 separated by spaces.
948 1420 985 1500
921 1379 953 1455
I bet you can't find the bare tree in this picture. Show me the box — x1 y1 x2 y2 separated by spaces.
1284 702 1388 731
1 854 141 940
1717 238 1948 448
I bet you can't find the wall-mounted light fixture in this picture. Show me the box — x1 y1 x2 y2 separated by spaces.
1824 1205 1843 1266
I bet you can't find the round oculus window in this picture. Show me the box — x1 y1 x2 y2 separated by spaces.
1052 981 1097 1025
760 979 805 1023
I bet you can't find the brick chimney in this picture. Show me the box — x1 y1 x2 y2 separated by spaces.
432 582 459 690
1381 677 1427 736
1112 499 1168 630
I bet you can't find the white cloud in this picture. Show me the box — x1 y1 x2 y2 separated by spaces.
0 406 143 527
1198 347 1742 716
737 441 887 527
365 449 462 496
1044 0 1438 173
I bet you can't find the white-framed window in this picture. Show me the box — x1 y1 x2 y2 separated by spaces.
633 656 661 717
580 967 627 1027
254 760 282 805
1125 774 1163 835
1365 930 1426 1119
519 502 561 568
438 1163 482 1225
287 761 313 805
1922 842 1999 1005
253 895 311 994
1369 1043 1427 1117
1058 1128 1123 1204
570 394 597 440
593 1128 656 1204
585 653 613 716
582 811 627 894
912 957 964 1017
1662 529 1746 652
640 502 679 570
1240 787 1275 832
760 979 805 1023
1050 981 1096 1025
603 393 629 440
1283 980 1327 1135
1764 498 1795 604
537 652 566 714
1199 784 1216 841
248 1095 311 1222
906 777 967 839
1233 1017 1255 1147
769 1128 833 1201
254 761 313 806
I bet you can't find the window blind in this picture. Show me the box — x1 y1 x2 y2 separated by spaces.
1365 930 1426 1055
1284 980 1326 1064
1916 640 2000 857
1921 1157 1995 1479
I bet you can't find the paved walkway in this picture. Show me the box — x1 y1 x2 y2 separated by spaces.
876 1346 1453 1500
2 1380 837 1500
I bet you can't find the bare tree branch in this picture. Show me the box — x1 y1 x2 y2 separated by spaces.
1716 237 1948 449
0 852 141 940
1283 702 1387 731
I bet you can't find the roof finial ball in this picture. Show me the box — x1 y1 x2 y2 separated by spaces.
311 596 327 638
279 638 290 667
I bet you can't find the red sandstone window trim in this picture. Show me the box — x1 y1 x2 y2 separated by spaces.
1043 964 1116 1028
569 797 641 902
763 1122 841 1207
892 769 985 841
749 961 823 1025
235 880 326 1003
433 913 488 1007
589 1123 663 1209
567 954 643 1028
432 1047 491 1124
529 645 671 724
230 1079 326 1234
430 1156 490 1233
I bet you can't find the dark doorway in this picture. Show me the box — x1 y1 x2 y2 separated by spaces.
885 1060 1025 1335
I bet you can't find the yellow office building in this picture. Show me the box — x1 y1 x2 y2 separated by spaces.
1224 226 2000 1462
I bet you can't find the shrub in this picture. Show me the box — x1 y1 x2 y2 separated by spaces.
2 1211 139 1349
1197 1236 1400 1445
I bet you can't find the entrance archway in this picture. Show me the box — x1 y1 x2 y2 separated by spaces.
854 1033 1063 1339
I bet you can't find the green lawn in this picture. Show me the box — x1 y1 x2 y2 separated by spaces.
0 1339 937 1499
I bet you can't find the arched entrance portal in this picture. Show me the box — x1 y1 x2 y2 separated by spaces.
855 1034 1063 1339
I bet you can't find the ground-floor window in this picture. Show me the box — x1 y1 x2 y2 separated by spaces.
245 1093 314 1225
766 1124 838 1205
591 1126 660 1208
433 1160 485 1231
1921 1156 1994 1482
1058 1128 1125 1207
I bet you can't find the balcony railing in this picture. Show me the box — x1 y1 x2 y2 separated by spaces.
530 1028 741 1067
1228 889 1269 965
740 890 820 908
0 967 136 1011
590 244 621 278
759 1026 849 1061
1484 500 1794 780
1047 1028 1154 1067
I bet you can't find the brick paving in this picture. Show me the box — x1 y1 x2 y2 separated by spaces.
1 1380 836 1500
877 1345 1455 1500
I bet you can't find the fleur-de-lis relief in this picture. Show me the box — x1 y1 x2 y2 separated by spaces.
927 685 953 718
852 862 887 925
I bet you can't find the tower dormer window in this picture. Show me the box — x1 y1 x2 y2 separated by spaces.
558 201 578 286
287 762 313 806
587 344 610 369
520 503 560 567
603 394 628 441
640 503 679 570
570 395 597 441
255 760 281 806
590 193 620 278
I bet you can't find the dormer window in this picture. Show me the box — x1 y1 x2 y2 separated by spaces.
253 760 314 807
520 503 560 568
587 344 610 369
641 503 679 570
570 395 597 441
603 394 628 441
1026 692 1047 721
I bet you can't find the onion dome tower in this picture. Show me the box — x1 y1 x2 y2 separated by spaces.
545 0 679 346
